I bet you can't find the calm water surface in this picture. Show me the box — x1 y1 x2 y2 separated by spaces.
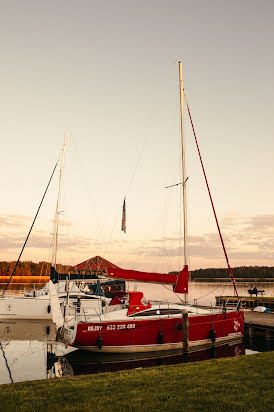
0 282 273 385
131 281 274 306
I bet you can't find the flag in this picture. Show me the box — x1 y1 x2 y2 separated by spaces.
121 198 126 233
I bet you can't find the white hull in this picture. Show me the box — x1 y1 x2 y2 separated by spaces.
0 297 52 320
0 279 108 323
0 295 105 322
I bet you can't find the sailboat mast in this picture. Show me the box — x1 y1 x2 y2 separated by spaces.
178 62 188 268
52 134 66 270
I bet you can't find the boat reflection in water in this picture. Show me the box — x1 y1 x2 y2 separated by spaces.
55 338 244 376
0 316 248 383
0 319 58 384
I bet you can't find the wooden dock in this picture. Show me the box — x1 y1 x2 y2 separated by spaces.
244 311 274 351
216 295 274 311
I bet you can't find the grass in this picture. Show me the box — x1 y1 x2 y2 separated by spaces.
0 352 273 412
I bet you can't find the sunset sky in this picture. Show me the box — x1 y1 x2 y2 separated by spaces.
0 1 273 272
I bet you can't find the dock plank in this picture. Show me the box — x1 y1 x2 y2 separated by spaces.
244 311 274 328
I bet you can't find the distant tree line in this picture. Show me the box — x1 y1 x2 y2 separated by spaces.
0 261 53 277
0 261 73 277
172 266 274 280
0 261 273 280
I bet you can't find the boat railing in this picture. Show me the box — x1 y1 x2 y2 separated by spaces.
81 306 87 322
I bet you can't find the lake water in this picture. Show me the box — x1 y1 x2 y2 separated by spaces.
0 282 273 385
129 281 274 306
2 280 273 306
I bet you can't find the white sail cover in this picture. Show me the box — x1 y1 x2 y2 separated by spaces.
48 280 64 328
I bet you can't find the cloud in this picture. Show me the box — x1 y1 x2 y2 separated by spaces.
139 213 274 266
0 214 32 229
59 220 73 227
0 234 25 249
0 231 92 252
1 212 273 268
246 214 274 231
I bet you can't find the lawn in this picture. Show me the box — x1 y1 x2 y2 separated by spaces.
0 352 273 412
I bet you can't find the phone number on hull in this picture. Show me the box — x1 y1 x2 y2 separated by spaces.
87 324 135 332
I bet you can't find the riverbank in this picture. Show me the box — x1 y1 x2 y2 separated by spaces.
0 352 273 411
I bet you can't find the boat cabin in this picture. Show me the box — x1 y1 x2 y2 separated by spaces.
108 291 151 315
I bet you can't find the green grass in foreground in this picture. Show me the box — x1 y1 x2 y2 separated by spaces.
0 352 273 412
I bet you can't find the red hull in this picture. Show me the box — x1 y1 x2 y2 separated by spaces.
73 311 244 353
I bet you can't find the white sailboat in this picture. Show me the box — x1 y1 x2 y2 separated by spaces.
0 139 109 324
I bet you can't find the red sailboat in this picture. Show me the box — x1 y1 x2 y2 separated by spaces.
69 62 244 353
71 289 243 352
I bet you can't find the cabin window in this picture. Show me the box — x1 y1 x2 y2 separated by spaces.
130 308 182 317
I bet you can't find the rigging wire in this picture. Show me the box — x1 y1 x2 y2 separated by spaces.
67 133 147 276
183 90 239 300
193 284 224 302
2 156 60 295
102 76 177 271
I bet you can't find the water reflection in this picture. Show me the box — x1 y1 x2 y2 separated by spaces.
0 342 13 383
0 283 44 296
0 338 76 384
0 317 75 384
0 340 47 384
61 339 244 376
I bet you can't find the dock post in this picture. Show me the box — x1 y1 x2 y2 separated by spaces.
182 310 189 363
266 329 271 351
248 325 254 348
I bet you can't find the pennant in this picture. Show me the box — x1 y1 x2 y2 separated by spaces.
121 198 126 233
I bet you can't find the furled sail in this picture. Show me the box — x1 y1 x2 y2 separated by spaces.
107 265 188 294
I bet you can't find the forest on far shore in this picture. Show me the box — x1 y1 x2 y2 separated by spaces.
189 266 274 280
0 261 273 279
0 261 70 277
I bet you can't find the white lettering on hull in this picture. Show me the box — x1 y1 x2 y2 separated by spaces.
86 324 136 332
87 325 102 332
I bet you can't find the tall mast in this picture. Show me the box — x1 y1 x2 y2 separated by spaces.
52 134 66 270
178 62 188 268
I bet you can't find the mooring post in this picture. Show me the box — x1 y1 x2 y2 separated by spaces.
266 329 271 351
182 309 189 363
248 325 254 348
